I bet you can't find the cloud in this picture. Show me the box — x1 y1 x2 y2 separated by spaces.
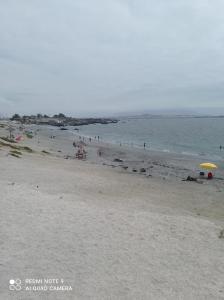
0 0 224 115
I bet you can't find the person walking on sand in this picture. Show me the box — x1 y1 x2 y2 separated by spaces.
144 142 146 149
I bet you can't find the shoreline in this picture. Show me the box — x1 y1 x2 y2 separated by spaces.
2 121 224 181
65 117 224 162
6 118 224 162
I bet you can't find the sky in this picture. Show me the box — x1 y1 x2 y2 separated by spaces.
1 0 224 116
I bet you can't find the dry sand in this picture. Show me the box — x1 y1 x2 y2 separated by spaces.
0 121 224 299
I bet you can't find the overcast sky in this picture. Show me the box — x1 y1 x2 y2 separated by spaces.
1 0 224 116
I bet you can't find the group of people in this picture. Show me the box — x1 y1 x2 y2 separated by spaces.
78 135 100 142
77 134 149 151
73 141 87 159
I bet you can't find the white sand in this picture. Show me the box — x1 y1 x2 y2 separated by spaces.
0 122 224 299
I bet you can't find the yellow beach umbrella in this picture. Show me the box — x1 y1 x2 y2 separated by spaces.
199 162 218 170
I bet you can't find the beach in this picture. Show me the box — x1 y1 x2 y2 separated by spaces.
0 121 224 299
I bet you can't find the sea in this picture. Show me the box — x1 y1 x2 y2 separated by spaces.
71 116 224 162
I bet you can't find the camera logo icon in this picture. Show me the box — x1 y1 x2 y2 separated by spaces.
9 279 22 291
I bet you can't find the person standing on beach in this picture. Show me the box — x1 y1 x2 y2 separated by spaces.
144 142 146 149
98 149 102 157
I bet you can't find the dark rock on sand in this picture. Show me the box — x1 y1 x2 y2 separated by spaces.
114 158 123 162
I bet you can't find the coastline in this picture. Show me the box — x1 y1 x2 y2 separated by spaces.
1 120 224 220
27 122 224 180
70 116 224 162
1 120 224 221
0 120 224 299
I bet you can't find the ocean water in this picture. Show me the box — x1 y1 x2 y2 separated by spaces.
73 117 224 162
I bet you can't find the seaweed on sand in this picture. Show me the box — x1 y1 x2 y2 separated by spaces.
42 150 50 154
0 139 33 153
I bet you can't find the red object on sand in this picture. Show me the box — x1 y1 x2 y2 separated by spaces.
15 135 22 142
208 172 213 179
